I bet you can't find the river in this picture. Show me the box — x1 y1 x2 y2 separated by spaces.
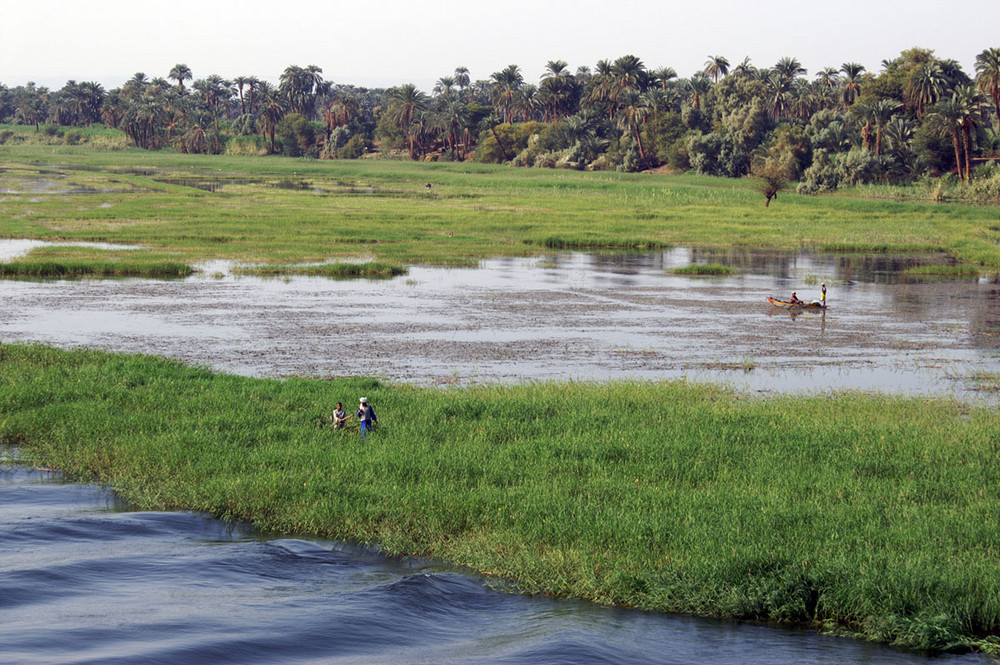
0 450 987 664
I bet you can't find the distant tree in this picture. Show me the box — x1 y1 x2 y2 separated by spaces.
539 60 578 122
433 76 456 96
927 97 966 181
13 82 47 130
258 83 286 154
169 64 193 92
816 67 840 90
953 84 985 179
773 57 806 83
905 63 947 118
652 66 678 90
454 66 471 92
731 57 755 79
233 75 251 115
385 83 429 159
490 64 523 123
867 99 899 154
840 63 866 108
687 74 711 110
704 55 729 83
975 47 1000 132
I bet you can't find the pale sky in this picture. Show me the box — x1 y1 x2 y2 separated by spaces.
1 0 996 93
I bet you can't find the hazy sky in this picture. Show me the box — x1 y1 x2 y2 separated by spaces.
1 0 996 92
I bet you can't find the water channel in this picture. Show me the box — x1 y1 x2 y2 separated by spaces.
2 241 998 662
0 449 987 664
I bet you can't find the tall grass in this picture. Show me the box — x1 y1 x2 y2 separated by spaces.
3 342 1000 653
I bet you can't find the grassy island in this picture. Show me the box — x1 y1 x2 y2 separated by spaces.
3 343 1000 653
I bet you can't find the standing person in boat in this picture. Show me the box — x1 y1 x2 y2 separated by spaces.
357 397 377 439
821 283 827 306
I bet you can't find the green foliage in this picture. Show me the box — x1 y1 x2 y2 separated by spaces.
337 134 369 160
646 111 688 164
475 122 550 164
799 148 889 192
274 114 324 157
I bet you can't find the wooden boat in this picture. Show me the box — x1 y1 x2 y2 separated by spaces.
768 296 827 309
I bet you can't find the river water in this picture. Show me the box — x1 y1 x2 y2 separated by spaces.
2 243 999 662
1 244 999 401
0 452 987 665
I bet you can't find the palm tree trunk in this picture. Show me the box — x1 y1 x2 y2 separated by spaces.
963 125 972 181
952 130 964 182
634 127 646 161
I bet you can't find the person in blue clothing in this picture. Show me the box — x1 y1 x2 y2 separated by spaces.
357 397 377 439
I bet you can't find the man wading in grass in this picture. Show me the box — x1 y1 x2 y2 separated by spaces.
357 397 377 439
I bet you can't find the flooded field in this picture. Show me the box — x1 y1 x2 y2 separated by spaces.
1 242 999 400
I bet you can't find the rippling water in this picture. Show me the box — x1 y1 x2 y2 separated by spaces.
1 459 986 665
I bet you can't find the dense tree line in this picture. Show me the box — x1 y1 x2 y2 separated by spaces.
2 47 999 189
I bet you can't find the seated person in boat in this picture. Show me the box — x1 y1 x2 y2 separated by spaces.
789 291 804 305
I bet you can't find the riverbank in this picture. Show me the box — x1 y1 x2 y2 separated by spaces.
3 342 999 653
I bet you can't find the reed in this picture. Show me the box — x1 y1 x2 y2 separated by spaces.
3 342 1000 654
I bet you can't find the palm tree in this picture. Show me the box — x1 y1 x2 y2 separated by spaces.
816 67 840 90
489 64 523 124
434 76 456 96
233 75 251 115
840 63 866 108
766 71 791 120
258 84 286 154
773 57 806 83
868 99 900 155
704 55 729 83
731 57 755 79
652 66 677 91
540 60 577 122
905 63 947 118
954 84 985 180
975 47 1000 132
454 67 471 94
687 74 711 110
168 64 193 92
616 90 651 160
385 83 428 159
927 98 966 181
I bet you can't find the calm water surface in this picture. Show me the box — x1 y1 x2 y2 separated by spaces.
1 244 999 401
1 453 987 665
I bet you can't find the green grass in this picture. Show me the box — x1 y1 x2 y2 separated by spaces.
232 261 407 279
3 137 1000 273
4 342 1000 654
903 264 983 278
670 264 738 276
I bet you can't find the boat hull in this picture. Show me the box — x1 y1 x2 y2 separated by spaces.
768 297 827 310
